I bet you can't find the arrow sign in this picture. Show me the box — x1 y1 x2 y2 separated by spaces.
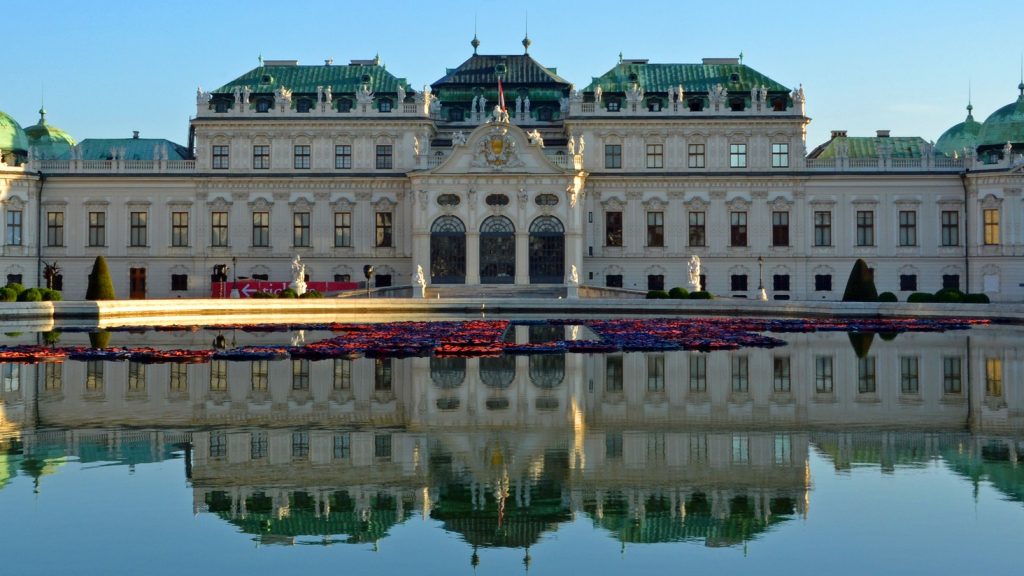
240 284 255 298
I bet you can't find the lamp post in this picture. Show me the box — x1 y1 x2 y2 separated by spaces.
757 256 768 301
363 265 374 299
229 256 239 298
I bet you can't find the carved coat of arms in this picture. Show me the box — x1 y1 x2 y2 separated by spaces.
472 125 524 170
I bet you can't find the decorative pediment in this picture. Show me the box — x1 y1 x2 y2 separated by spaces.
374 197 397 211
601 196 625 211
333 196 355 212
808 197 836 207
642 196 667 211
4 196 26 210
768 195 793 210
290 196 314 211
850 197 878 207
980 193 1002 209
425 122 565 175
206 196 231 210
684 196 708 211
248 196 273 210
725 196 751 211
893 197 921 207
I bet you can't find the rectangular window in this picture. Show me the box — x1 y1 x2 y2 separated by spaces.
86 360 103 391
772 211 790 246
212 145 229 169
815 356 834 393
170 274 188 291
943 357 962 394
646 211 664 247
815 274 832 291
293 212 310 247
5 210 22 245
127 362 146 392
171 212 189 247
47 212 64 247
647 274 664 291
169 363 188 393
374 434 392 459
252 145 270 169
688 212 706 247
732 435 750 463
292 432 310 459
689 354 707 392
292 359 310 390
688 143 706 168
605 211 623 246
605 356 623 393
334 358 352 390
605 274 623 288
856 211 874 246
814 211 832 246
129 211 147 247
647 354 665 392
44 362 62 392
900 356 920 394
606 433 623 460
941 210 959 247
731 356 749 392
771 143 789 168
731 274 748 292
209 432 227 459
773 356 791 392
252 212 270 247
646 143 664 168
942 274 960 290
375 144 393 169
899 274 917 292
250 360 268 391
334 212 352 247
730 212 747 247
604 144 622 169
773 274 790 292
689 434 708 463
374 358 392 391
211 212 228 247
293 144 311 169
251 432 268 460
729 143 747 168
88 212 106 247
983 209 999 245
858 357 877 393
775 435 792 464
335 145 352 169
985 358 1002 397
899 210 917 246
209 360 227 391
375 212 393 247
334 433 351 459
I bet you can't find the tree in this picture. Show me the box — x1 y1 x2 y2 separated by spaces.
842 259 877 302
86 256 116 300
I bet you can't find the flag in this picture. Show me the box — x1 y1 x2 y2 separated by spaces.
498 76 506 112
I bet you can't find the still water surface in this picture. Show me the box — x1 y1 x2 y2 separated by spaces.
1 322 1022 575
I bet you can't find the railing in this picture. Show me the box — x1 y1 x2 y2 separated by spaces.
198 99 430 118
803 156 969 173
33 159 196 174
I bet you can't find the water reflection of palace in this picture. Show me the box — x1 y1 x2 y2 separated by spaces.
0 326 1022 548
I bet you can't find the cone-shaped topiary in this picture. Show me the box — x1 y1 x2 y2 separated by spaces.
842 259 877 302
89 330 111 349
848 332 875 358
86 256 116 300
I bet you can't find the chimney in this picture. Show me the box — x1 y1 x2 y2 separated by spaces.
132 131 140 139
831 130 847 139
876 130 890 138
325 58 333 65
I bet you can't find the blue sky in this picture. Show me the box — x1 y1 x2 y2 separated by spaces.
5 0 1022 148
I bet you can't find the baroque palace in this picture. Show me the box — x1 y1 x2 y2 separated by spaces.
2 38 1024 300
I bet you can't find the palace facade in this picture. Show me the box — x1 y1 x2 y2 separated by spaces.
2 42 1024 300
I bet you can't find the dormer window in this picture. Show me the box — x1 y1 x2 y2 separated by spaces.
378 98 392 113
256 99 271 113
730 73 740 83
688 97 704 112
296 98 313 113
214 100 230 113
647 99 662 112
448 107 464 121
729 97 745 112
606 99 621 112
260 75 273 84
537 107 553 121
361 74 371 83
628 73 638 82
337 98 352 113
772 96 787 112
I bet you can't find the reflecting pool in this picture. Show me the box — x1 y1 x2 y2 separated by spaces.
1 321 1022 575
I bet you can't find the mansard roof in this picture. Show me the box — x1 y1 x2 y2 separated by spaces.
214 59 410 95
808 135 931 160
431 54 572 90
583 60 791 94
77 138 190 161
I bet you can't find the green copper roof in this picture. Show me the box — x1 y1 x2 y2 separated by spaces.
214 61 410 95
583 61 791 95
0 110 29 154
934 105 982 157
431 54 572 91
977 85 1024 148
24 109 77 160
77 138 190 161
809 136 930 160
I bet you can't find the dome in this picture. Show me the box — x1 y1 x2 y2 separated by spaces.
0 109 29 161
934 104 982 157
24 109 76 160
977 83 1024 151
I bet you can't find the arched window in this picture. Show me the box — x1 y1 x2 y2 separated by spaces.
430 357 466 389
480 356 516 389
430 216 466 284
528 216 565 284
378 98 393 113
480 216 515 284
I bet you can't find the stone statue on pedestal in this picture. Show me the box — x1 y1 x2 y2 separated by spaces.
290 255 307 296
413 265 427 298
687 255 701 292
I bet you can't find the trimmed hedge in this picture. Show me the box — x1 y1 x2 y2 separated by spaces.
18 288 42 302
299 289 324 299
41 288 62 301
963 293 990 304
5 282 25 296
907 292 935 303
252 291 277 298
877 292 898 302
646 290 670 299
668 287 689 299
0 287 16 302
933 288 964 303
689 291 714 299
279 288 298 298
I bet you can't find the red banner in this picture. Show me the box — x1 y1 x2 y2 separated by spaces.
212 281 359 298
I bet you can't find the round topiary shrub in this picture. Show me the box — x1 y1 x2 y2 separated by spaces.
299 289 323 299
0 287 16 302
252 291 276 298
279 288 298 298
963 293 990 304
18 288 43 302
646 290 669 299
5 282 25 296
668 287 689 299
41 289 62 301
689 291 714 300
877 292 898 302
907 292 935 303
933 288 964 303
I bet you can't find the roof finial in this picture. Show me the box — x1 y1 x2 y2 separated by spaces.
618 51 623 64
39 84 46 123
472 14 480 55
522 9 531 54
739 51 744 64
967 80 974 118
1018 53 1023 96
258 52 263 66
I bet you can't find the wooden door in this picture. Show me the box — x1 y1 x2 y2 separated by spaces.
129 268 146 299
